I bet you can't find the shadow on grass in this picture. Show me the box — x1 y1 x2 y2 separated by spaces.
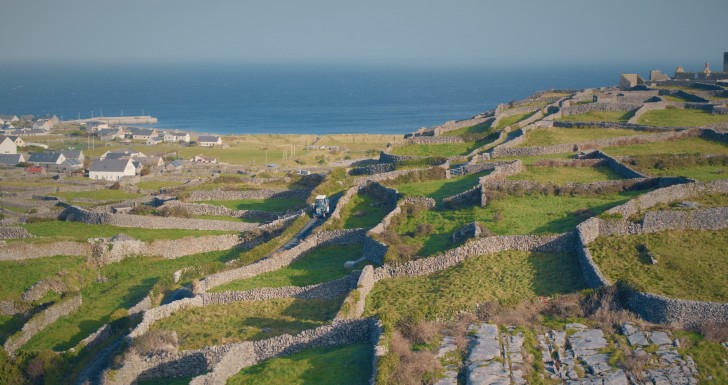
528 251 586 297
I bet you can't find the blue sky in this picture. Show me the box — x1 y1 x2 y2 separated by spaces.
1 0 727 67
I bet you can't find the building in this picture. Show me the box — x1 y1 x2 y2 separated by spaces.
0 115 19 123
7 136 25 147
27 152 65 168
59 159 84 172
0 136 17 154
198 135 222 147
100 148 145 160
96 127 126 140
26 166 45 175
146 136 164 145
89 158 136 180
127 127 158 140
86 122 110 132
137 156 165 168
619 74 645 90
192 154 218 164
60 149 85 163
165 160 185 172
164 131 190 143
0 153 24 167
32 119 52 131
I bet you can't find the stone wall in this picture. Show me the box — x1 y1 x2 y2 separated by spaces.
160 201 280 222
60 205 257 232
572 180 728 325
188 188 309 202
491 129 695 158
128 296 204 339
202 273 358 304
4 294 83 354
0 241 92 261
560 102 641 116
583 150 646 179
627 101 667 124
442 186 482 209
373 233 576 280
199 227 365 292
362 236 388 265
0 227 33 239
349 162 395 176
406 136 465 145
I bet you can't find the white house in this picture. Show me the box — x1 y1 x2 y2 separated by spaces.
146 136 164 145
0 136 17 154
0 153 24 167
127 127 158 140
198 135 222 147
192 154 218 164
7 136 25 147
27 152 65 168
164 131 190 143
97 128 126 140
32 119 52 131
89 158 136 181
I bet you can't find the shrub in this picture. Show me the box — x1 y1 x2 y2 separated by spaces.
415 223 434 237
157 206 192 218
109 182 121 190
139 166 152 176
129 204 154 215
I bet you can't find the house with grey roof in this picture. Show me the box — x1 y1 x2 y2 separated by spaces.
61 149 85 163
198 135 222 147
100 148 145 160
0 136 17 154
27 152 65 168
127 127 158 140
0 153 24 167
164 131 190 143
32 119 52 131
96 127 125 140
89 158 136 181
59 159 84 172
165 160 185 172
7 136 25 147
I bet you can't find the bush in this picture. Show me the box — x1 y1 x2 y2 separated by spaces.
213 175 241 184
157 206 192 218
129 204 154 215
109 182 121 190
139 166 152 176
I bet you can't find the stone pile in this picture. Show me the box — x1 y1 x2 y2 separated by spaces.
465 323 520 385
621 323 699 385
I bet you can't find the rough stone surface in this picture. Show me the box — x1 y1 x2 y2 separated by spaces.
0 227 33 239
188 188 309 202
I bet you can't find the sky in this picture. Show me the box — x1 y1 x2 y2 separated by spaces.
1 0 727 68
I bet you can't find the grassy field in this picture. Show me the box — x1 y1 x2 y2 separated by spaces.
441 121 492 137
508 165 623 184
393 170 489 204
388 142 482 157
516 127 647 147
559 110 633 123
365 250 585 319
636 108 728 127
136 180 184 191
631 164 727 181
22 249 242 351
227 343 372 385
394 190 644 257
52 189 141 203
494 111 536 130
103 134 398 167
210 244 363 292
496 152 575 165
337 192 395 229
0 255 89 302
19 220 233 243
589 229 728 302
152 297 343 350
205 197 307 212
603 137 728 157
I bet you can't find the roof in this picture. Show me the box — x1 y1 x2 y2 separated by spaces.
61 150 83 159
89 159 132 173
315 195 327 200
168 160 185 168
28 152 63 164
62 159 82 166
105 152 128 160
166 132 189 137
198 135 221 143
128 127 156 136
0 154 22 165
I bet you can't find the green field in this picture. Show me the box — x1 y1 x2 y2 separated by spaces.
365 250 585 320
632 164 727 181
603 137 728 157
589 229 728 302
205 197 307 212
337 192 396 229
0 255 88 302
19 220 233 243
227 343 372 385
391 190 643 257
508 165 623 184
136 180 184 191
441 121 492 137
22 249 240 351
52 189 141 204
393 170 489 204
558 110 634 123
636 108 728 127
516 127 647 147
151 297 343 350
388 142 483 157
210 244 363 292
494 111 537 130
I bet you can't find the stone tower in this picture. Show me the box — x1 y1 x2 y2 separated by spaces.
724 52 728 73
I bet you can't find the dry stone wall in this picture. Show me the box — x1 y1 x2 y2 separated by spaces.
573 180 728 325
60 205 257 231
0 241 92 261
160 201 280 222
0 227 33 239
201 273 358 304
406 136 465 145
349 162 395 176
560 102 641 116
373 233 575 280
188 188 308 201
4 294 82 354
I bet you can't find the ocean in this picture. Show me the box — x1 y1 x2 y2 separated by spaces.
0 62 665 135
